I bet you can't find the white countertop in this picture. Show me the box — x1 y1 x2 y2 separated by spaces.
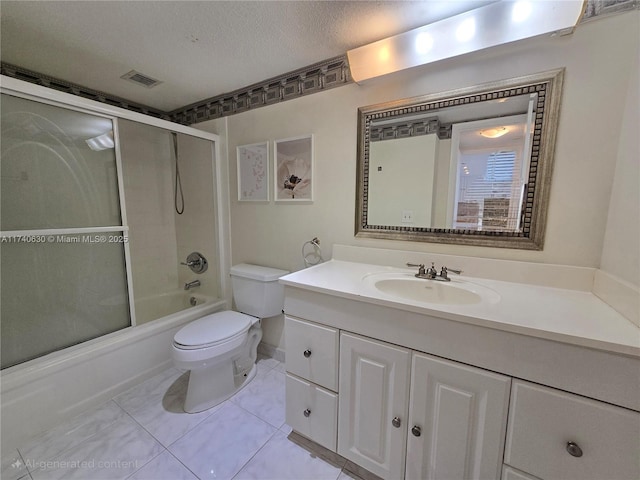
280 259 640 357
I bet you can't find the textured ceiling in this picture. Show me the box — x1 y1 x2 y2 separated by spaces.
0 1 495 111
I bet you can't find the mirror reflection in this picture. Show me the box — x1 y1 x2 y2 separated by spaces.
356 70 564 249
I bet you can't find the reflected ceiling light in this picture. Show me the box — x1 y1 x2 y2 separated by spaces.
512 1 533 23
347 0 584 83
86 131 114 151
479 127 508 139
378 45 391 62
456 18 476 43
415 32 434 54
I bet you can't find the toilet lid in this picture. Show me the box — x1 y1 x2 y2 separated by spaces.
174 311 252 348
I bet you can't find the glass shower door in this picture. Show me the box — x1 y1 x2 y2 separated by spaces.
0 93 132 369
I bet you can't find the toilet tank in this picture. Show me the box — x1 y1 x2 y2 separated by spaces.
230 264 289 318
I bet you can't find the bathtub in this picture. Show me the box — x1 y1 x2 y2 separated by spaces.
0 292 226 459
134 290 212 325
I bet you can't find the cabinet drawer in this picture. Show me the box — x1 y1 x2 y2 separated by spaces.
286 373 338 451
505 381 640 480
285 316 338 391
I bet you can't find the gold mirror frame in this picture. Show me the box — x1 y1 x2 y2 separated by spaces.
355 69 564 250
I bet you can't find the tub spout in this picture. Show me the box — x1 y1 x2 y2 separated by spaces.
184 280 201 290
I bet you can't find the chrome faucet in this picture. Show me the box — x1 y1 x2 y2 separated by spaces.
184 279 201 290
406 262 462 282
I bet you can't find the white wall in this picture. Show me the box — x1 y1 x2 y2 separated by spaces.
599 15 639 288
119 120 220 322
119 120 180 302
196 12 639 349
174 134 220 299
368 135 437 227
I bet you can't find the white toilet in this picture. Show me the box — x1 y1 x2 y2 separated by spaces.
172 263 288 413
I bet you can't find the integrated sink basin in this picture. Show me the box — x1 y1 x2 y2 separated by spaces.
362 272 501 306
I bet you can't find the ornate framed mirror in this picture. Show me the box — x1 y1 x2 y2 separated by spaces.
355 69 564 250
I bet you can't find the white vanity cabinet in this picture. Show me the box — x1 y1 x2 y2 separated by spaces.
284 316 338 391
284 316 339 451
336 333 512 480
281 272 640 480
338 332 411 479
406 353 511 480
504 381 640 480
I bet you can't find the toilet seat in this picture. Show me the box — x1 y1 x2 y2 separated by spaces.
173 311 252 350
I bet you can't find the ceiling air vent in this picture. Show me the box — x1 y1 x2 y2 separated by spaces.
120 70 162 88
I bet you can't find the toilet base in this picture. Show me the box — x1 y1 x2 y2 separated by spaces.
183 362 257 413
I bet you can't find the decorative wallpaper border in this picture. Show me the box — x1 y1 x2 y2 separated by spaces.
168 56 351 125
583 0 638 20
0 62 170 120
1 0 635 125
370 118 452 142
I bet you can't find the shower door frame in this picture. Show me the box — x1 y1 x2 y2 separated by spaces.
1 75 230 334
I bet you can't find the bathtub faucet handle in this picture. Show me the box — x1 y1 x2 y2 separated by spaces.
181 252 208 274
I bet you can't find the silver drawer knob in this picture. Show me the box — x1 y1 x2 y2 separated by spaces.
303 409 311 417
566 441 583 457
303 349 312 358
411 425 422 437
392 417 401 428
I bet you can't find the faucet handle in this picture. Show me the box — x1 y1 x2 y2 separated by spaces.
440 267 462 281
406 263 426 275
444 267 462 275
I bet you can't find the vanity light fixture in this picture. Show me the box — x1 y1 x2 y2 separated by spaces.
347 0 585 83
479 127 508 139
85 131 115 151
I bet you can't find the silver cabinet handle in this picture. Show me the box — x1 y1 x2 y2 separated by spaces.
303 349 312 358
411 425 422 437
303 409 311 417
392 417 401 428
566 441 583 457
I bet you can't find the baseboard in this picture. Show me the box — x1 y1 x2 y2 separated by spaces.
257 342 285 363
287 431 382 480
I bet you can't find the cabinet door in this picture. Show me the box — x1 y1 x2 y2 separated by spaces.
406 352 511 480
338 332 410 480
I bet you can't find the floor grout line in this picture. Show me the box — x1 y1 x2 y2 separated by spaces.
229 427 280 480
19 398 128 476
123 448 166 480
15 358 330 480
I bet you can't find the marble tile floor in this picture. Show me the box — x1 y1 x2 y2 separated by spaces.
2 356 363 480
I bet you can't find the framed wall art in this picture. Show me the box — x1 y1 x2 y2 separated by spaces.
274 135 313 202
237 142 269 201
